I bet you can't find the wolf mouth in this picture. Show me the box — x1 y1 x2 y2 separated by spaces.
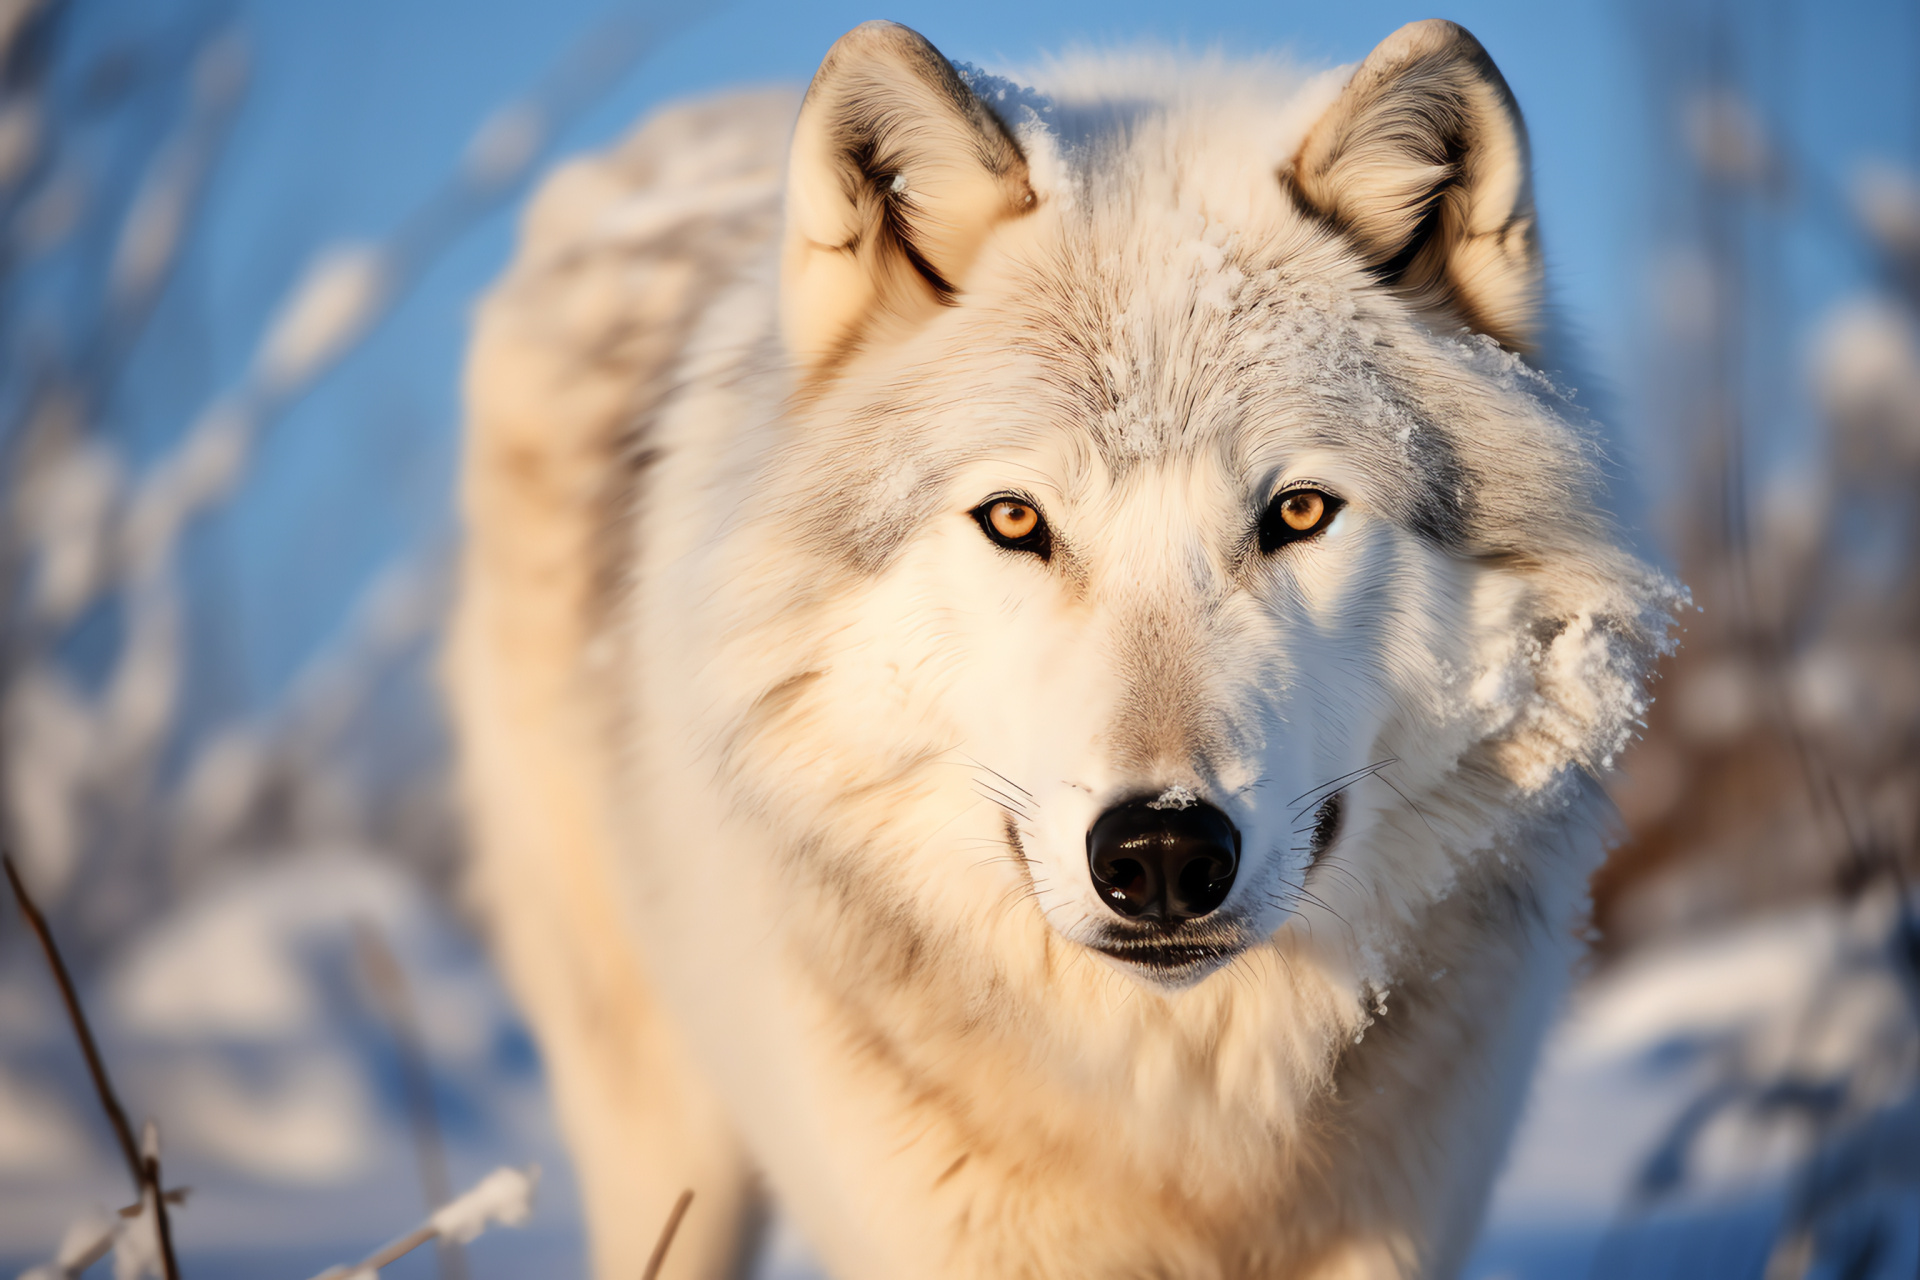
1089 924 1251 979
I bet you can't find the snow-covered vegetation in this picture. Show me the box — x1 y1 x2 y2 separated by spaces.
0 0 1914 1276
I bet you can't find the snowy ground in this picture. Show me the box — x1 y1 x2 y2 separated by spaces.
0 851 582 1277
3 850 1913 1278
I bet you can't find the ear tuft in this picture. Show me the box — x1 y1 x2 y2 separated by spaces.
1287 20 1542 350
782 22 1035 371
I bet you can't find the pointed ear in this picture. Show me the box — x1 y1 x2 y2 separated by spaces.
781 22 1036 370
1286 20 1543 350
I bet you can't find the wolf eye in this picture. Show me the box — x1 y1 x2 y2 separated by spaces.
1258 487 1344 553
972 495 1052 559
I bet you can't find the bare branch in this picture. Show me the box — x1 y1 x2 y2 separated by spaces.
309 1164 539 1280
143 1148 181 1280
4 852 179 1279
642 1190 695 1280
4 851 140 1181
354 919 465 1280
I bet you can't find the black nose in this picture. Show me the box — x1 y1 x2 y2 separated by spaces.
1086 798 1240 922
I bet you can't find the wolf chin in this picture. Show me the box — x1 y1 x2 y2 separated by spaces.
451 18 1674 1280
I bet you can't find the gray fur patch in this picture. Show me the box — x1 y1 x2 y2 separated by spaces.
1399 413 1475 549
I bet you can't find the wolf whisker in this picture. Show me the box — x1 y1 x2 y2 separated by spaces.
1287 757 1400 817
1374 771 1441 841
958 753 1035 800
972 780 1035 819
1287 758 1394 810
991 877 1049 923
1286 838 1369 896
1271 874 1357 944
1309 855 1368 896
1268 891 1318 944
1268 941 1300 988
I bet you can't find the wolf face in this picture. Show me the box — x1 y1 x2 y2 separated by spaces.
706 22 1666 996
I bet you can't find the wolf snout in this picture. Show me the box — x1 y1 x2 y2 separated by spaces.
1086 799 1240 922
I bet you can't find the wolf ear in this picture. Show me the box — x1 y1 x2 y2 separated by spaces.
1286 20 1542 350
781 22 1035 370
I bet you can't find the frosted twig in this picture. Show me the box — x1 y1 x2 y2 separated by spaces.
111 2 684 603
17 1205 114 1280
106 29 248 332
279 545 452 756
308 1165 539 1280
354 920 465 1280
1 19 251 928
3 1 681 937
3 4 683 938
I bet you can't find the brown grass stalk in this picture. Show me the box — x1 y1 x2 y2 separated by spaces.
5 852 181 1280
354 920 466 1280
642 1189 695 1280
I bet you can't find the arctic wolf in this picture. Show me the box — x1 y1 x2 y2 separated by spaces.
451 18 1672 1280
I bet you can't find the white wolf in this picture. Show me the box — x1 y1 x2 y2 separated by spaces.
450 18 1674 1279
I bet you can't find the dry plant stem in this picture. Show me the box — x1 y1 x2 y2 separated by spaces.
3 854 140 1176
356 1222 439 1272
354 921 466 1280
144 1154 180 1278
642 1190 695 1280
4 853 181 1280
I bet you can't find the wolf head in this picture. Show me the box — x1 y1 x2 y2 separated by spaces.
711 21 1672 997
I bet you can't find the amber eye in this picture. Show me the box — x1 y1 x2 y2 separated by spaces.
1258 487 1344 553
1278 491 1323 531
972 495 1052 559
989 500 1037 539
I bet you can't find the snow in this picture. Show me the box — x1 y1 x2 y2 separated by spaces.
1467 893 1920 1277
1147 784 1198 810
256 245 391 394
1813 297 1920 466
429 1165 539 1244
463 103 546 188
111 1188 163 1280
1851 163 1920 268
2 846 1911 1278
0 848 577 1265
17 1205 116 1280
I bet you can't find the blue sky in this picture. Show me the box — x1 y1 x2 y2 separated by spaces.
71 0 1920 709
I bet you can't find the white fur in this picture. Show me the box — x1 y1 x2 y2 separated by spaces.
450 23 1676 1280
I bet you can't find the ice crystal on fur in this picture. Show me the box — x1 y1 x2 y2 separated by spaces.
952 62 1054 129
1148 784 1197 810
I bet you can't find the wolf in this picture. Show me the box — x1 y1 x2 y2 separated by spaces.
449 17 1674 1280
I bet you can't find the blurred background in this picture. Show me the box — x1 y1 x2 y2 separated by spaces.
0 0 1915 1276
